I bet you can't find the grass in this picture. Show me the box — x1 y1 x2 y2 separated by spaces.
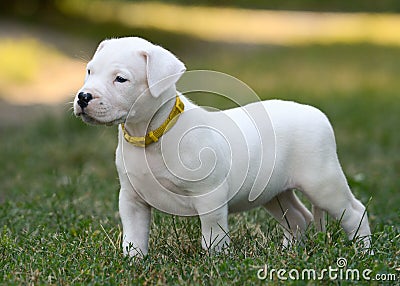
1 27 399 286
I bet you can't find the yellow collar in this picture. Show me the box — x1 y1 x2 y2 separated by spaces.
121 96 184 147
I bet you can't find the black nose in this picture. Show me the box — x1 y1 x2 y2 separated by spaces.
77 92 93 109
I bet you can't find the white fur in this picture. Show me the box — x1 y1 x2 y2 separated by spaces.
74 37 372 257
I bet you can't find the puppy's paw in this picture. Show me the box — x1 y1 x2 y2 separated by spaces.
202 234 230 255
357 235 374 255
122 242 146 258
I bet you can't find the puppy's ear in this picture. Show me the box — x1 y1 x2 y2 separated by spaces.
143 45 186 98
95 39 109 54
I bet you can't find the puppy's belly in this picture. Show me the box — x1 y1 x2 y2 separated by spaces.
225 145 291 213
227 177 287 213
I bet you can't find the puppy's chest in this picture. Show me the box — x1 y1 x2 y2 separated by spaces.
142 150 207 191
123 140 231 196
122 147 176 180
124 148 166 177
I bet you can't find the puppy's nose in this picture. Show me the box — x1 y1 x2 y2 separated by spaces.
77 92 93 109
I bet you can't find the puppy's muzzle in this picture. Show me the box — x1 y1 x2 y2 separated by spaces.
77 92 93 109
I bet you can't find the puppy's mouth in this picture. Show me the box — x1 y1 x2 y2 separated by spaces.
73 98 126 126
78 112 124 126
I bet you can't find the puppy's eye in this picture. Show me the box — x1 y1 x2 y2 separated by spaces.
115 76 128 83
87 69 91 75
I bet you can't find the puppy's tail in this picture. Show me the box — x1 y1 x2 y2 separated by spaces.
312 205 326 232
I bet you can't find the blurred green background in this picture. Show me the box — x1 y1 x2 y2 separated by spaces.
0 1 399 284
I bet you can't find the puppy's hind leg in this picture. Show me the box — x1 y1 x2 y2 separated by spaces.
301 165 372 251
312 205 326 232
264 190 313 248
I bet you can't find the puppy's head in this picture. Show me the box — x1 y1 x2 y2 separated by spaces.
74 37 186 125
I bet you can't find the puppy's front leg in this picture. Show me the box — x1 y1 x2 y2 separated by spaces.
199 204 230 253
119 188 151 257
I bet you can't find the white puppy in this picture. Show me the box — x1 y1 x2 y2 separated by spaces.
74 37 372 256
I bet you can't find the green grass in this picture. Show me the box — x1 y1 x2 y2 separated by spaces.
1 37 399 284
